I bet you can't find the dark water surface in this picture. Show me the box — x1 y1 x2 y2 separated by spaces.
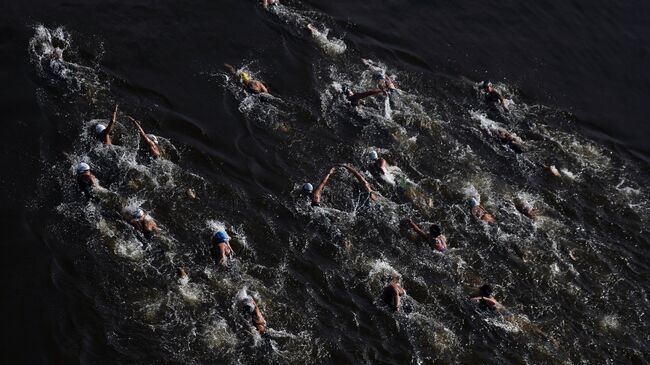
1 0 649 364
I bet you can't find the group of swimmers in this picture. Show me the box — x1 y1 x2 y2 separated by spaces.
74 104 266 331
71 0 570 334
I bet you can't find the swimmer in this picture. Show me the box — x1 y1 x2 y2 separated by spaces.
243 297 267 333
490 126 524 153
129 208 161 238
405 218 447 252
342 86 384 107
361 58 398 94
224 63 269 94
127 116 162 159
481 81 509 112
211 230 233 267
95 104 119 145
543 163 561 177
310 166 337 206
75 162 98 195
367 150 388 178
515 199 538 220
469 198 495 222
337 163 378 201
382 277 406 312
470 284 504 311
262 0 279 9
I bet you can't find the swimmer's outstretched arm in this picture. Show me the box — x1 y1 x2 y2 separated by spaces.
224 63 237 75
337 164 377 200
105 104 119 138
127 116 161 157
312 166 338 205
406 218 427 240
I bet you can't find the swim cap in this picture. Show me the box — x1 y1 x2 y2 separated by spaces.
372 72 385 81
76 162 90 174
469 198 479 208
368 150 379 160
213 230 229 242
482 81 493 90
302 183 313 194
237 71 251 83
429 224 442 237
133 208 145 219
147 134 159 144
95 124 106 135
479 284 493 297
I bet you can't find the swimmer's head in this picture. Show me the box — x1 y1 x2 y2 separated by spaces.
133 208 145 219
147 134 159 144
213 230 229 242
237 71 251 83
75 162 90 175
429 224 442 237
479 284 493 297
95 123 106 135
368 150 379 161
302 183 313 194
372 72 385 81
342 86 353 97
469 197 480 208
482 81 493 90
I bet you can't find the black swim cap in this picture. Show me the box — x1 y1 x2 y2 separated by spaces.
429 224 442 237
479 284 493 297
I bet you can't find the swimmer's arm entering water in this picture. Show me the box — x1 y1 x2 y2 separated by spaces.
224 63 237 75
127 116 162 158
337 164 378 201
312 166 337 206
103 104 118 145
405 218 427 240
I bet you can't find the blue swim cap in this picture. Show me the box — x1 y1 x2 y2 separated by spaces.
302 183 313 193
469 198 479 208
133 208 145 219
368 150 379 160
213 230 229 242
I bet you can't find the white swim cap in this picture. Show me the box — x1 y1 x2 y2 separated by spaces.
95 123 106 135
76 162 90 174
133 208 145 219
302 183 313 193
368 150 379 160
147 134 159 144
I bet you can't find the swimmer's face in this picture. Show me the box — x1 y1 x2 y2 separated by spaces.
345 90 354 97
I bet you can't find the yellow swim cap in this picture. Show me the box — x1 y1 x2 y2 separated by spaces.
237 71 251 82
